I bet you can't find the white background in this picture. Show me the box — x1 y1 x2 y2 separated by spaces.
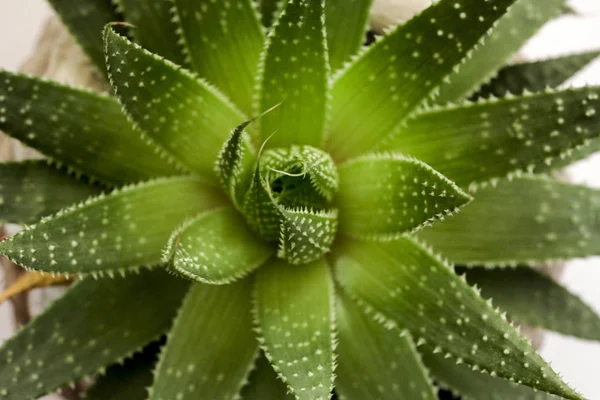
0 1 599 399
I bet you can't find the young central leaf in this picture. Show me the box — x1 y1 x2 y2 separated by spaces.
241 146 339 265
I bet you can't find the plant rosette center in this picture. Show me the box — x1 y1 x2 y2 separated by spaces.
217 132 340 265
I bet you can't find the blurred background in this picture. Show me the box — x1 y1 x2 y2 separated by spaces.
0 0 599 398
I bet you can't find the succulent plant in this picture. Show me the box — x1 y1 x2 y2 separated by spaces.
1 0 600 399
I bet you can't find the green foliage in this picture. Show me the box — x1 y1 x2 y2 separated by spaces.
325 0 374 72
333 238 581 400
473 51 600 100
0 71 179 184
336 290 437 400
0 161 100 224
336 154 470 239
327 0 519 161
423 352 561 400
150 282 257 400
253 259 335 400
462 267 600 341
0 177 224 274
114 0 187 66
171 0 264 114
164 208 273 284
0 270 188 400
85 342 159 400
259 0 328 148
419 177 600 265
389 87 600 188
104 28 245 180
241 354 293 399
434 0 565 104
1 0 600 399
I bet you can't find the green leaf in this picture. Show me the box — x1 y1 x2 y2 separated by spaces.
0 177 224 275
0 161 100 225
242 145 339 245
336 289 437 400
216 120 256 208
277 208 338 265
462 267 600 341
258 0 284 28
85 341 160 400
434 0 565 104
171 0 265 114
114 0 187 66
48 0 120 74
150 281 258 400
385 87 600 188
423 352 560 400
336 154 470 239
325 0 374 72
473 51 600 100
0 71 179 185
254 258 335 400
259 0 328 148
0 269 188 400
241 354 293 400
243 164 282 242
163 208 273 284
333 238 582 400
326 0 518 161
104 27 246 180
418 177 600 265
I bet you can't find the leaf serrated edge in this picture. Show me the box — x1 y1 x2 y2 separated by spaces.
103 27 247 178
428 174 600 266
328 1 519 147
333 235 579 397
0 176 205 275
1 273 176 398
398 86 600 187
338 152 472 240
436 0 565 104
167 2 194 69
161 208 271 285
0 69 154 186
147 281 258 400
251 261 338 400
276 208 339 264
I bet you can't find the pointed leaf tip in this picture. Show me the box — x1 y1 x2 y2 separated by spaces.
391 86 600 187
464 267 600 342
419 177 600 265
0 177 223 275
435 0 565 104
277 208 338 265
215 120 256 208
164 208 273 284
337 154 471 240
334 238 582 400
103 27 245 180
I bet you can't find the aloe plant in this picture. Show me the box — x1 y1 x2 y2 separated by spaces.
1 0 600 399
